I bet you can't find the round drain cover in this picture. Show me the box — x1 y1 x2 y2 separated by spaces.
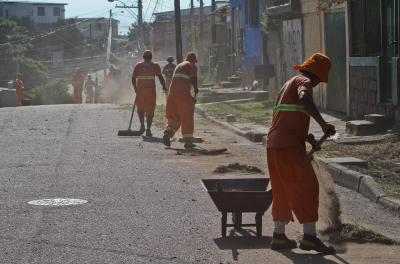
28 198 88 206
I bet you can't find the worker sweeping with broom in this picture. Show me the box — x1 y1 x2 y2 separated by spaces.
132 50 166 136
267 53 337 254
162 52 198 149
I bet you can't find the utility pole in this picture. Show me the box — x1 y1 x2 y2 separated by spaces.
211 0 216 43
111 0 143 48
174 0 183 62
189 0 194 29
199 0 204 60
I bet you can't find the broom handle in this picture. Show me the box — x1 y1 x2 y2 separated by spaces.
308 134 330 158
127 98 136 131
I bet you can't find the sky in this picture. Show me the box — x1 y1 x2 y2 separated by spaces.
8 0 213 34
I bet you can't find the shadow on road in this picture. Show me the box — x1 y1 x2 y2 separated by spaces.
280 251 351 264
214 229 271 261
142 136 164 143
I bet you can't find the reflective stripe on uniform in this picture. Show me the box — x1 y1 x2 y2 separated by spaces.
173 73 190 80
273 104 309 115
137 75 155 80
182 133 193 138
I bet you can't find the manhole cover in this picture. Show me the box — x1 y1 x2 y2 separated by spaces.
28 198 88 206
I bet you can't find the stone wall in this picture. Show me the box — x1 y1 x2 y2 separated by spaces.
349 65 397 120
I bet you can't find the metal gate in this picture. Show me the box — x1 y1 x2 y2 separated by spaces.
325 11 347 113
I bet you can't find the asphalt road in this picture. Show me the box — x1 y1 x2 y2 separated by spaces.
1 104 399 264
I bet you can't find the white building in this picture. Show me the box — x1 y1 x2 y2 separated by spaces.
0 1 67 24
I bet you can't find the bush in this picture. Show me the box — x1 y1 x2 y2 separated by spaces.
28 80 73 105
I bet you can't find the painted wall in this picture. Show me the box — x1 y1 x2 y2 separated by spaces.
0 3 65 23
230 0 264 68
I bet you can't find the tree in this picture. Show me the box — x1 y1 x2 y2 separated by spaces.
127 22 151 49
0 18 47 88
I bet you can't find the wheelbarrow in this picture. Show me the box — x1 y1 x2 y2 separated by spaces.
201 178 273 237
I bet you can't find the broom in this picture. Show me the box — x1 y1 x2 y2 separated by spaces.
118 99 143 136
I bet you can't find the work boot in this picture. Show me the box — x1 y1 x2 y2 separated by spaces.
145 129 152 137
162 131 171 147
271 233 297 250
299 234 336 254
184 142 196 149
138 112 145 135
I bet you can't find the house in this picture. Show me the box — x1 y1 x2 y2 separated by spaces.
150 1 228 68
0 1 67 23
76 18 119 40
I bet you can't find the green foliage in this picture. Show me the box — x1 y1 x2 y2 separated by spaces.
28 80 73 105
188 26 200 52
0 18 30 57
261 7 278 34
18 58 48 88
127 22 151 49
201 100 273 123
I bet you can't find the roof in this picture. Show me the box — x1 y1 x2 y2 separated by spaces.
0 1 67 5
153 1 228 18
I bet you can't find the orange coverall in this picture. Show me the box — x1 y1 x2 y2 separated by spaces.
165 61 197 141
266 75 319 224
15 78 24 106
132 61 162 118
72 73 84 104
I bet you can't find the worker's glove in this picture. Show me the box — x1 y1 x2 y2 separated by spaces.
322 123 336 137
307 134 321 152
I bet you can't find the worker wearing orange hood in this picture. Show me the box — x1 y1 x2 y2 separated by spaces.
72 67 85 104
132 50 166 136
163 52 198 148
267 53 336 253
15 73 24 106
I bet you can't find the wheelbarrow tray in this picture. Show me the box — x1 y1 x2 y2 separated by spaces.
201 178 273 237
201 178 272 212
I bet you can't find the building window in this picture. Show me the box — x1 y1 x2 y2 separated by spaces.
37 7 45 16
350 0 381 56
53 7 61 17
246 0 259 27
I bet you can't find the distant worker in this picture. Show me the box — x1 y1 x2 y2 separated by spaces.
84 74 95 104
163 52 198 149
15 73 24 106
267 53 336 253
162 56 176 93
132 50 166 136
71 67 85 104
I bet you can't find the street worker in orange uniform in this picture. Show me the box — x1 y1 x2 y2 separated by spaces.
132 50 166 136
162 52 198 149
15 74 24 106
162 56 176 93
71 67 85 104
84 74 95 104
267 53 336 253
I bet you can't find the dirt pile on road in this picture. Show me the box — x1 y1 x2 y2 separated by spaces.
214 163 263 174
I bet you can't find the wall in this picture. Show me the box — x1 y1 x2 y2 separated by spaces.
349 58 397 119
0 3 65 23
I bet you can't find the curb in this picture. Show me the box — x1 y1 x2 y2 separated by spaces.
194 106 248 139
195 106 267 143
316 157 400 213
